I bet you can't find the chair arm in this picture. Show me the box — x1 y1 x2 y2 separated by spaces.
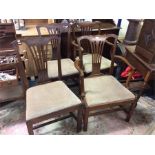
72 40 84 52
113 55 136 70
72 40 79 48
112 55 137 88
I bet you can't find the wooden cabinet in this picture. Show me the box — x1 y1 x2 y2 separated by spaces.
0 23 16 49
126 20 155 76
125 20 155 95
0 23 28 103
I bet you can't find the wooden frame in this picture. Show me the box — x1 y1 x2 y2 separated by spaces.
21 35 82 135
26 104 83 135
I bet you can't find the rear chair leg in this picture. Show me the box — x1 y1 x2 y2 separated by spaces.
26 121 34 135
83 108 89 131
126 102 137 122
77 106 82 132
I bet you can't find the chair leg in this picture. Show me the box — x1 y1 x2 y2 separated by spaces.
83 108 89 131
26 121 34 135
77 106 82 132
126 102 137 122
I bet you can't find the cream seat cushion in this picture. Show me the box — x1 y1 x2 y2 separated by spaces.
76 54 116 73
47 58 78 78
26 81 81 121
84 75 135 107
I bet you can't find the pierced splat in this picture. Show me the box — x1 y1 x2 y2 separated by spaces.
36 23 70 36
22 36 61 83
77 35 118 76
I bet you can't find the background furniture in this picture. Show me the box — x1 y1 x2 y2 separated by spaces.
124 19 155 98
0 23 16 49
124 19 143 45
36 23 79 81
16 20 120 77
0 23 28 103
70 21 120 60
0 45 28 103
71 21 101 59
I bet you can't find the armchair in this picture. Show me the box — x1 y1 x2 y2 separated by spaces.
75 35 138 131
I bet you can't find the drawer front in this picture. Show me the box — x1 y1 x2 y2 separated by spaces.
0 80 18 88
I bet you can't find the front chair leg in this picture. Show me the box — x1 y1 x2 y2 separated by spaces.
83 108 89 131
77 106 83 132
26 121 34 135
126 102 137 122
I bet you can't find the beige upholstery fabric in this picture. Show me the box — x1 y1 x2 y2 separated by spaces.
47 58 78 78
26 81 81 120
84 75 135 107
76 54 116 73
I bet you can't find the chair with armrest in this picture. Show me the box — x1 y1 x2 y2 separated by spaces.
71 22 118 74
75 35 140 131
22 36 82 134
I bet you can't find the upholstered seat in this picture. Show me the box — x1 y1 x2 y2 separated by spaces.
76 54 116 73
47 58 78 78
26 81 81 121
84 75 135 107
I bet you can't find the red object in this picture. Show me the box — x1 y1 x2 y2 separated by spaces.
121 66 132 78
121 66 142 79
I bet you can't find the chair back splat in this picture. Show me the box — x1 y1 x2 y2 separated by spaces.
35 23 79 81
71 22 101 59
77 34 118 76
22 35 61 83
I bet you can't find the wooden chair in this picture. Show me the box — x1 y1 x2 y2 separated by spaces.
71 22 118 74
75 35 138 131
71 21 101 59
36 23 79 81
22 37 82 135
36 23 69 36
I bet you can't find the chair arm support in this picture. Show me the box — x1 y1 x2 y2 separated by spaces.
74 59 85 99
110 55 136 88
74 59 84 77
